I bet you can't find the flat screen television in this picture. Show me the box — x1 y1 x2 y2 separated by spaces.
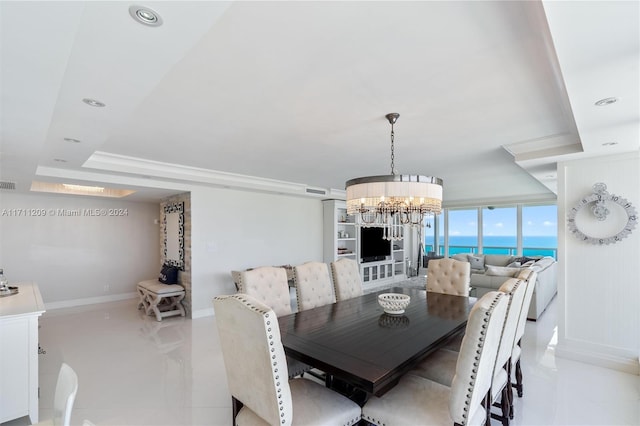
360 227 391 262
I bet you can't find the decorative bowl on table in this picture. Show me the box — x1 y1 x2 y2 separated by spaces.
378 293 411 315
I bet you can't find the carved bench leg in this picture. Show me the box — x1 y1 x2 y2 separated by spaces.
137 286 146 310
137 286 186 321
156 294 185 317
173 292 186 317
138 288 154 316
149 293 164 322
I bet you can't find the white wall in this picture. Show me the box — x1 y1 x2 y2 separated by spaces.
190 187 323 317
557 152 639 374
0 192 160 308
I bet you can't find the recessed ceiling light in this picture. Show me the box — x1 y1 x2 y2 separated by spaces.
82 98 106 107
602 142 618 146
62 184 105 193
64 138 81 143
594 97 618 106
129 5 163 27
53 158 67 163
31 181 136 198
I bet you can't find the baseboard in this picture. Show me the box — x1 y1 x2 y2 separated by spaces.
192 307 215 319
556 340 640 375
45 292 138 311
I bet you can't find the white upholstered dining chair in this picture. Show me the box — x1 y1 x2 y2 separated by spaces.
362 291 509 426
213 294 361 426
294 261 336 310
488 278 527 425
410 278 526 425
237 266 311 378
426 258 471 296
34 363 78 426
238 266 293 317
330 258 364 301
511 269 538 400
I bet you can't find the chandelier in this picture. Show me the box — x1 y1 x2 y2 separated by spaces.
345 113 443 240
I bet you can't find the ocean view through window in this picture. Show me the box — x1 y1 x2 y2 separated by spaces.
482 206 516 254
424 204 557 259
522 204 558 258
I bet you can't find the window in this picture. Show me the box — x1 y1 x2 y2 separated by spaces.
447 209 478 256
522 205 557 258
482 206 516 255
423 213 442 255
424 203 557 259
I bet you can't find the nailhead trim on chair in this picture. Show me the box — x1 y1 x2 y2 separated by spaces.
489 278 525 426
237 273 245 293
458 292 502 425
215 294 290 424
294 261 336 310
330 258 363 301
267 311 287 424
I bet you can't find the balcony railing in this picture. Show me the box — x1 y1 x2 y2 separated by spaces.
425 245 557 260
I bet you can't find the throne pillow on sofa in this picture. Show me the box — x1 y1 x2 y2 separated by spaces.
485 265 522 277
159 264 179 284
467 255 485 271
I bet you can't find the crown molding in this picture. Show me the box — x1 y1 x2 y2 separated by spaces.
82 151 342 199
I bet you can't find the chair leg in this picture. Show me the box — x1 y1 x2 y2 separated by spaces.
500 387 510 426
324 373 333 388
506 359 514 419
232 396 243 423
515 359 523 397
485 392 492 426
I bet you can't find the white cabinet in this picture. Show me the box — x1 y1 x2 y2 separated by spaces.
0 282 45 424
361 260 394 283
392 239 406 278
323 200 357 263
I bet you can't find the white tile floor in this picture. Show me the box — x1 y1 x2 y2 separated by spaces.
2 294 639 426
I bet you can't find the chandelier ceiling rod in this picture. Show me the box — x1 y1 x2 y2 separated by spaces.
386 112 399 175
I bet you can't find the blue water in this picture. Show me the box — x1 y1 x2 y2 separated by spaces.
425 235 557 258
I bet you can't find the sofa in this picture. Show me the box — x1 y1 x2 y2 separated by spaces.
451 253 557 320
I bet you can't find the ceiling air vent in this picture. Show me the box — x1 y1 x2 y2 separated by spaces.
306 188 327 195
0 181 16 190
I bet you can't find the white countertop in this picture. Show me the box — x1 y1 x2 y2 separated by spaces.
0 281 46 319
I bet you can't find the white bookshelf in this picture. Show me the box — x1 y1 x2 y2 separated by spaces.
392 239 406 277
323 200 357 263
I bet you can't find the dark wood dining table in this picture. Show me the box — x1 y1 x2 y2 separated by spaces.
278 287 476 398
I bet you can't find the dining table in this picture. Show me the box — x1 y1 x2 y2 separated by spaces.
278 286 476 401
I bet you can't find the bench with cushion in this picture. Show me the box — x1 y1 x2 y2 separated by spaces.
137 279 185 322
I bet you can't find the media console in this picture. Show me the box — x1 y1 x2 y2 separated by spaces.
323 199 407 288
